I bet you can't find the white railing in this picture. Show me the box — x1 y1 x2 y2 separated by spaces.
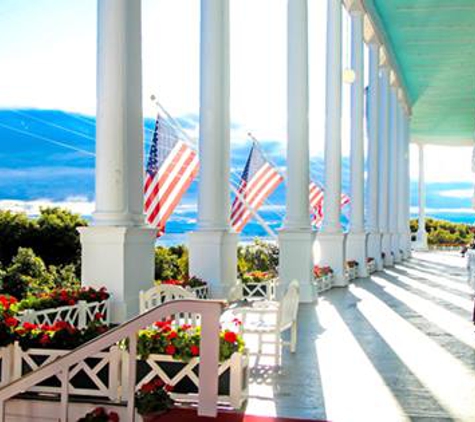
0 299 224 422
241 278 278 300
187 285 209 299
18 300 110 329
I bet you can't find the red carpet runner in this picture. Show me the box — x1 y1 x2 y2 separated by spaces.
151 408 328 421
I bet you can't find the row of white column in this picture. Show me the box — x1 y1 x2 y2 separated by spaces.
83 0 415 321
188 0 414 301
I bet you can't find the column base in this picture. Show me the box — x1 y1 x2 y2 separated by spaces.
381 232 394 267
391 233 402 263
79 226 157 323
414 231 429 251
278 229 317 303
405 233 413 258
367 232 383 271
188 230 238 300
399 234 409 260
314 232 346 286
346 232 368 277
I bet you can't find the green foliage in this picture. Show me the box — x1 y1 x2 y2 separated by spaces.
410 218 475 246
0 208 87 272
135 378 174 416
237 239 278 277
154 245 189 281
0 248 81 300
154 246 181 280
33 207 87 268
1 248 50 299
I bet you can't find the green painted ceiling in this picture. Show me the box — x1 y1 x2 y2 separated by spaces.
365 0 475 145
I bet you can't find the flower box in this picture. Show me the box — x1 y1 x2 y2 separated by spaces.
241 278 277 300
367 259 377 274
12 342 120 400
18 299 110 329
121 351 249 409
313 274 334 293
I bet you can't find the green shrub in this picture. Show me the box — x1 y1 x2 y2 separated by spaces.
0 208 87 273
154 246 181 281
237 239 278 277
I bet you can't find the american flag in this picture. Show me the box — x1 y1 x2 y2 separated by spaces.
144 115 199 236
231 142 284 232
309 180 350 227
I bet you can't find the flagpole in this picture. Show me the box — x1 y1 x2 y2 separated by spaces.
150 96 278 240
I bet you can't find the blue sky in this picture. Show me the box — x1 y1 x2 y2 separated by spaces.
0 0 474 225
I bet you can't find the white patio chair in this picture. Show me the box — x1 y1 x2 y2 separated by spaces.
139 284 198 325
232 280 299 365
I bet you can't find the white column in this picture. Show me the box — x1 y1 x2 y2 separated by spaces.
279 0 316 303
346 2 368 277
80 0 156 322
388 84 401 263
405 113 413 256
188 0 238 299
314 0 346 286
397 100 408 259
416 143 429 250
378 66 393 266
366 39 383 271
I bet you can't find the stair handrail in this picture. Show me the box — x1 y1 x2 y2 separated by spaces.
0 299 225 422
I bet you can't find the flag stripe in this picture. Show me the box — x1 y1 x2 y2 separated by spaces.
231 165 281 227
144 142 187 208
144 115 198 237
147 148 196 225
230 143 284 233
233 173 283 232
149 155 199 228
231 164 275 221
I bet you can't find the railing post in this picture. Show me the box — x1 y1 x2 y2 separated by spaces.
78 301 88 329
126 334 137 422
60 367 69 422
197 305 221 417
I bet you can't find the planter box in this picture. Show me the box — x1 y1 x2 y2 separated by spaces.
122 351 249 409
241 279 277 300
313 274 333 293
347 266 358 281
18 299 110 329
367 260 377 274
186 285 209 299
12 342 120 401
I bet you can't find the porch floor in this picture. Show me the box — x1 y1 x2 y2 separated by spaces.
245 251 475 421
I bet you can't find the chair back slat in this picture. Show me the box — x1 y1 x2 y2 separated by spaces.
139 284 198 326
278 280 299 331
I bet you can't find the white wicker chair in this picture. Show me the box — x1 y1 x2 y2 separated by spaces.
232 280 300 365
139 284 198 325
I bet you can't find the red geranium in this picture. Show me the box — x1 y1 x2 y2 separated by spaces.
223 331 237 343
5 317 18 327
165 345 176 355
190 345 200 356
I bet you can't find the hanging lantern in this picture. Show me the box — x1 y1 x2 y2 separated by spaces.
343 68 356 84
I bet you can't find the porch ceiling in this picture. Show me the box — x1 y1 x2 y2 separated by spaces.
365 0 475 145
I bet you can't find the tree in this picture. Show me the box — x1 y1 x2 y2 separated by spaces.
32 207 87 269
154 247 181 281
1 247 50 299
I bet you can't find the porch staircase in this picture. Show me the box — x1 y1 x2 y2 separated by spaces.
0 299 225 422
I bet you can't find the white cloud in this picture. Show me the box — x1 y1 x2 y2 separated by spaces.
438 189 473 199
0 197 94 216
410 206 475 215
